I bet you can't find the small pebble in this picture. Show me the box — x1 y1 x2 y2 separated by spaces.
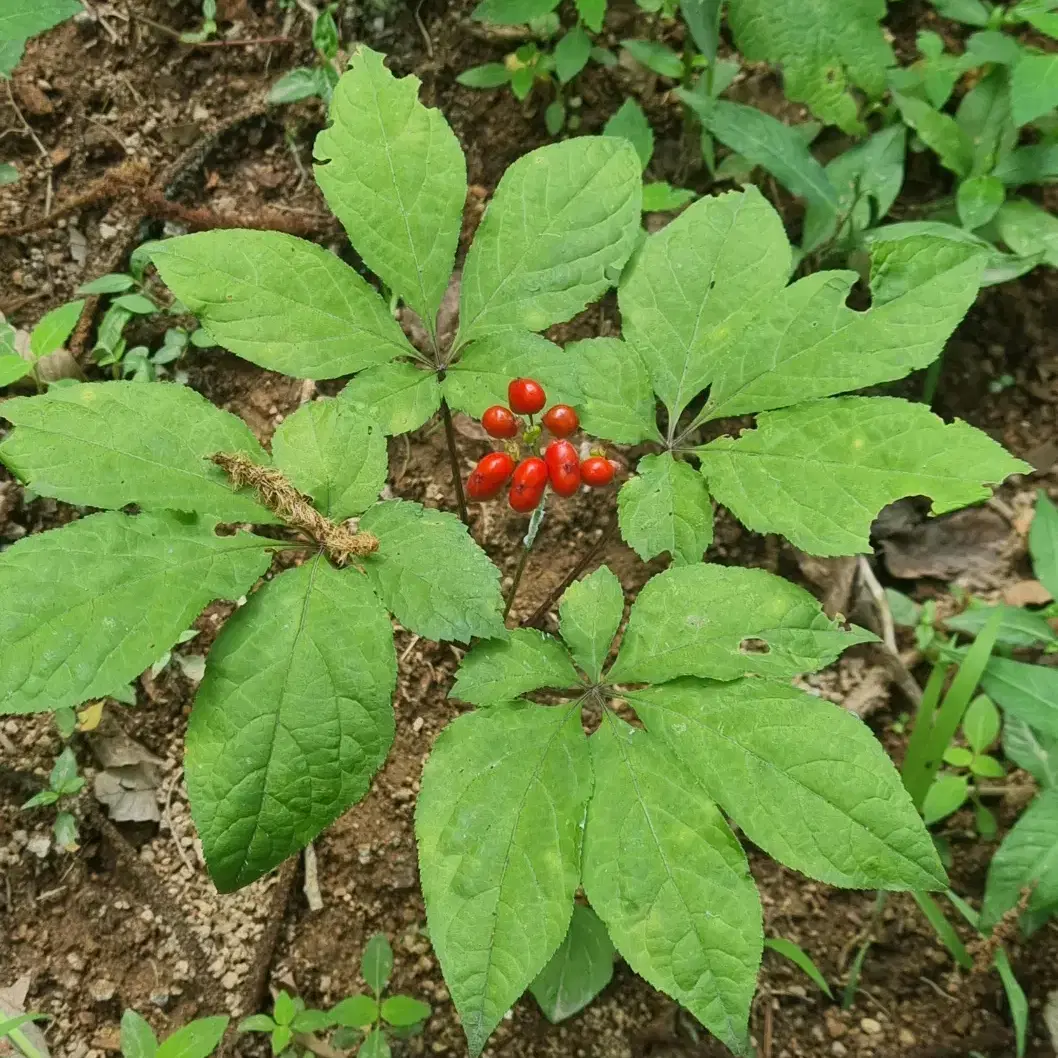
860 1017 883 1035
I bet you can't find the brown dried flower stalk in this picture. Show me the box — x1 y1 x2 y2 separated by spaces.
211 452 378 565
968 885 1034 975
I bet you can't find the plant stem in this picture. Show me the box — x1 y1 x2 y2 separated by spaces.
440 398 469 525
524 512 619 629
921 353 944 406
504 504 545 622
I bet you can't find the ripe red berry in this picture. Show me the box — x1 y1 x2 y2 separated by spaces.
544 440 580 497
482 405 519 439
466 451 515 501
507 378 546 415
542 404 579 438
580 456 615 488
508 456 549 512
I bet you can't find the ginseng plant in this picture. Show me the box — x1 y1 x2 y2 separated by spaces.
0 46 1030 1057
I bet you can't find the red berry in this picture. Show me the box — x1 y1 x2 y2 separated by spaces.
466 451 515 501
482 405 519 439
508 378 546 415
544 440 580 498
580 456 615 488
508 456 549 512
542 404 579 438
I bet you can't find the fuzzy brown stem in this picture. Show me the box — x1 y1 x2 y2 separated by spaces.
211 453 378 565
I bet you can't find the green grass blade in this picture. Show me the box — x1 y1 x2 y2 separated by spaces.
910 891 973 969
994 948 1028 1058
902 660 950 808
764 937 833 998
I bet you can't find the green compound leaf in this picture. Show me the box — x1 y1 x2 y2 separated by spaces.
618 186 791 418
980 787 1058 930
152 230 412 380
628 678 946 889
271 399 387 519
358 500 506 643
0 381 276 523
558 565 624 683
313 47 466 333
339 361 441 435
569 337 660 445
694 100 838 211
584 715 761 1055
1011 53 1058 127
1030 490 1058 598
362 933 394 993
456 138 641 346
803 125 906 253
703 237 985 421
603 98 654 169
330 995 378 1028
450 629 582 706
443 331 583 419
893 93 974 178
417 703 592 1057
727 0 893 134
981 657 1058 739
0 0 81 40
607 563 875 685
698 396 1028 557
618 452 714 565
188 557 396 891
530 904 615 1023
380 995 431 1028
0 512 271 715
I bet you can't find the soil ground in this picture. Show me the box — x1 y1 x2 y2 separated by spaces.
2 2 1058 1057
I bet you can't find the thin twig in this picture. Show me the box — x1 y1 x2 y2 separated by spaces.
524 514 619 629
163 769 195 876
414 0 434 57
857 555 896 653
303 843 323 912
5 81 52 217
440 399 469 525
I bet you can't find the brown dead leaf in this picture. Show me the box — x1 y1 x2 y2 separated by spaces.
88 728 164 823
1004 579 1054 607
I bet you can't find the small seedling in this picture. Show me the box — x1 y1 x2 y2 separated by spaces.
268 5 341 105
120 1010 228 1058
0 301 85 391
180 0 218 44
21 746 84 852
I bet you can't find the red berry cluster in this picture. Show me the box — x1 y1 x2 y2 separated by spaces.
466 378 616 513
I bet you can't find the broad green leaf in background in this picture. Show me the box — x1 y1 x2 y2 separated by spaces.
313 48 466 335
1003 716 1057 788
29 299 84 359
981 657 1058 739
0 382 276 523
691 100 839 212
449 629 582 706
0 512 271 715
120 1011 159 1058
576 0 606 32
188 558 397 891
570 338 659 444
618 453 714 564
555 25 592 83
380 995 431 1027
271 400 386 519
339 361 441 435
472 0 560 22
0 0 81 42
956 68 1017 178
362 933 394 993
763 938 833 998
980 788 1058 929
155 1017 229 1058
1011 53 1058 127
681 0 723 63
358 500 506 643
618 186 791 418
0 355 31 387
558 565 624 683
622 39 684 79
922 773 971 824
268 66 330 105
944 604 1057 649
456 138 641 345
77 273 135 295
698 397 1028 556
1031 490 1058 597
641 182 697 212
957 175 1005 230
456 63 511 88
726 0 894 134
584 715 761 1054
930 0 990 24
608 563 875 685
358 1030 390 1058
702 238 985 420
994 198 1058 268
629 678 946 889
417 703 592 1057
330 995 378 1027
893 93 974 177
994 142 1058 186
442 331 583 419
0 40 25 78
530 905 615 1022
802 125 906 253
152 231 412 379
603 97 654 169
